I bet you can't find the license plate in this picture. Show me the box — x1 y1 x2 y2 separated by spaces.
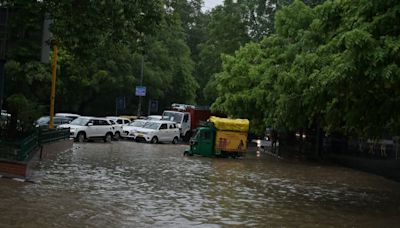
137 134 143 137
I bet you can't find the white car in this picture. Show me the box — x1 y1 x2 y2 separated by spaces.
122 119 148 138
134 120 180 144
55 113 81 120
106 117 131 139
146 115 163 121
60 117 115 142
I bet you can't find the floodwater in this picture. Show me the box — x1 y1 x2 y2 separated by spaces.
1 141 400 227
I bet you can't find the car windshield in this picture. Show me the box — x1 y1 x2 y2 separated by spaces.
37 116 50 124
162 112 183 123
70 117 90 126
143 122 160 130
129 121 146 127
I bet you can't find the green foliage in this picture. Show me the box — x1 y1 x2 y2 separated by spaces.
6 94 42 137
53 4 197 115
212 0 400 137
5 60 51 102
142 14 198 109
3 0 199 117
45 0 164 60
7 0 396 139
197 0 325 105
3 0 45 62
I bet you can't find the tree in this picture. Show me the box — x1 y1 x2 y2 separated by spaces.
45 0 164 61
197 0 325 105
197 1 251 104
211 0 400 137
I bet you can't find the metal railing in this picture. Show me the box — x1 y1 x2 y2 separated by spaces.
0 131 38 161
0 128 70 162
39 128 70 144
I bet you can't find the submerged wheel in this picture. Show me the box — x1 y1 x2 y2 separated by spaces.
172 137 179 144
114 131 121 140
151 136 159 144
104 133 112 143
77 132 85 143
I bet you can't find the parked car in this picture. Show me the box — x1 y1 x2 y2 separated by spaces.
134 120 180 144
122 119 148 139
119 115 139 121
60 117 114 142
55 113 81 120
35 116 72 128
146 115 163 121
106 116 131 139
1 111 11 127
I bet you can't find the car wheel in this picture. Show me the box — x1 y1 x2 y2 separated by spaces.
77 132 85 143
151 136 158 144
104 133 112 143
114 131 121 140
172 136 179 144
183 131 191 142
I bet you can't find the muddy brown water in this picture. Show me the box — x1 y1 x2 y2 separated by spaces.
1 141 399 227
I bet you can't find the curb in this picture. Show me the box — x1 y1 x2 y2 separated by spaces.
0 174 36 183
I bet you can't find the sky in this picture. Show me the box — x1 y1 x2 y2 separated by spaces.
203 0 224 11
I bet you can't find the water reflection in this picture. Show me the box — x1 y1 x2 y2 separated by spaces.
0 141 399 227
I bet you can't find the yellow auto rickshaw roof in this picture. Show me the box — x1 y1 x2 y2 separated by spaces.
209 116 249 132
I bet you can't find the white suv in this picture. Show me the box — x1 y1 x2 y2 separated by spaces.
62 117 115 142
106 117 131 139
134 120 180 144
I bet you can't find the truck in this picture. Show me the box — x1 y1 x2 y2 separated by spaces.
184 116 249 158
162 105 213 141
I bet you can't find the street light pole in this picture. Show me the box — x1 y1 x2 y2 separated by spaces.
136 54 144 118
49 41 58 129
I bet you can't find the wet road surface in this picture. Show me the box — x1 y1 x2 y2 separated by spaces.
1 141 400 227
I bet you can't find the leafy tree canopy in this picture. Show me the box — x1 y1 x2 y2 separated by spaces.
211 0 400 137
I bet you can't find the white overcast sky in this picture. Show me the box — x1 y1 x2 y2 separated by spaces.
203 0 224 11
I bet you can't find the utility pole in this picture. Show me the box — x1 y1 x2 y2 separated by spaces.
136 54 144 118
48 41 58 129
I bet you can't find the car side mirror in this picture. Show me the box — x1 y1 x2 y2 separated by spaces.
88 122 93 126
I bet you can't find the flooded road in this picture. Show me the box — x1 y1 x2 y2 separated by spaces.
1 141 400 227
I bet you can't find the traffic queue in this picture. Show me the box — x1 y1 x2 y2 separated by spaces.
36 104 251 158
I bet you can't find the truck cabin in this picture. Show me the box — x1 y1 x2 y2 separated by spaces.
162 111 189 126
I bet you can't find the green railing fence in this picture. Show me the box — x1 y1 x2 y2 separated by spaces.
0 131 38 161
39 128 70 144
0 128 70 162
